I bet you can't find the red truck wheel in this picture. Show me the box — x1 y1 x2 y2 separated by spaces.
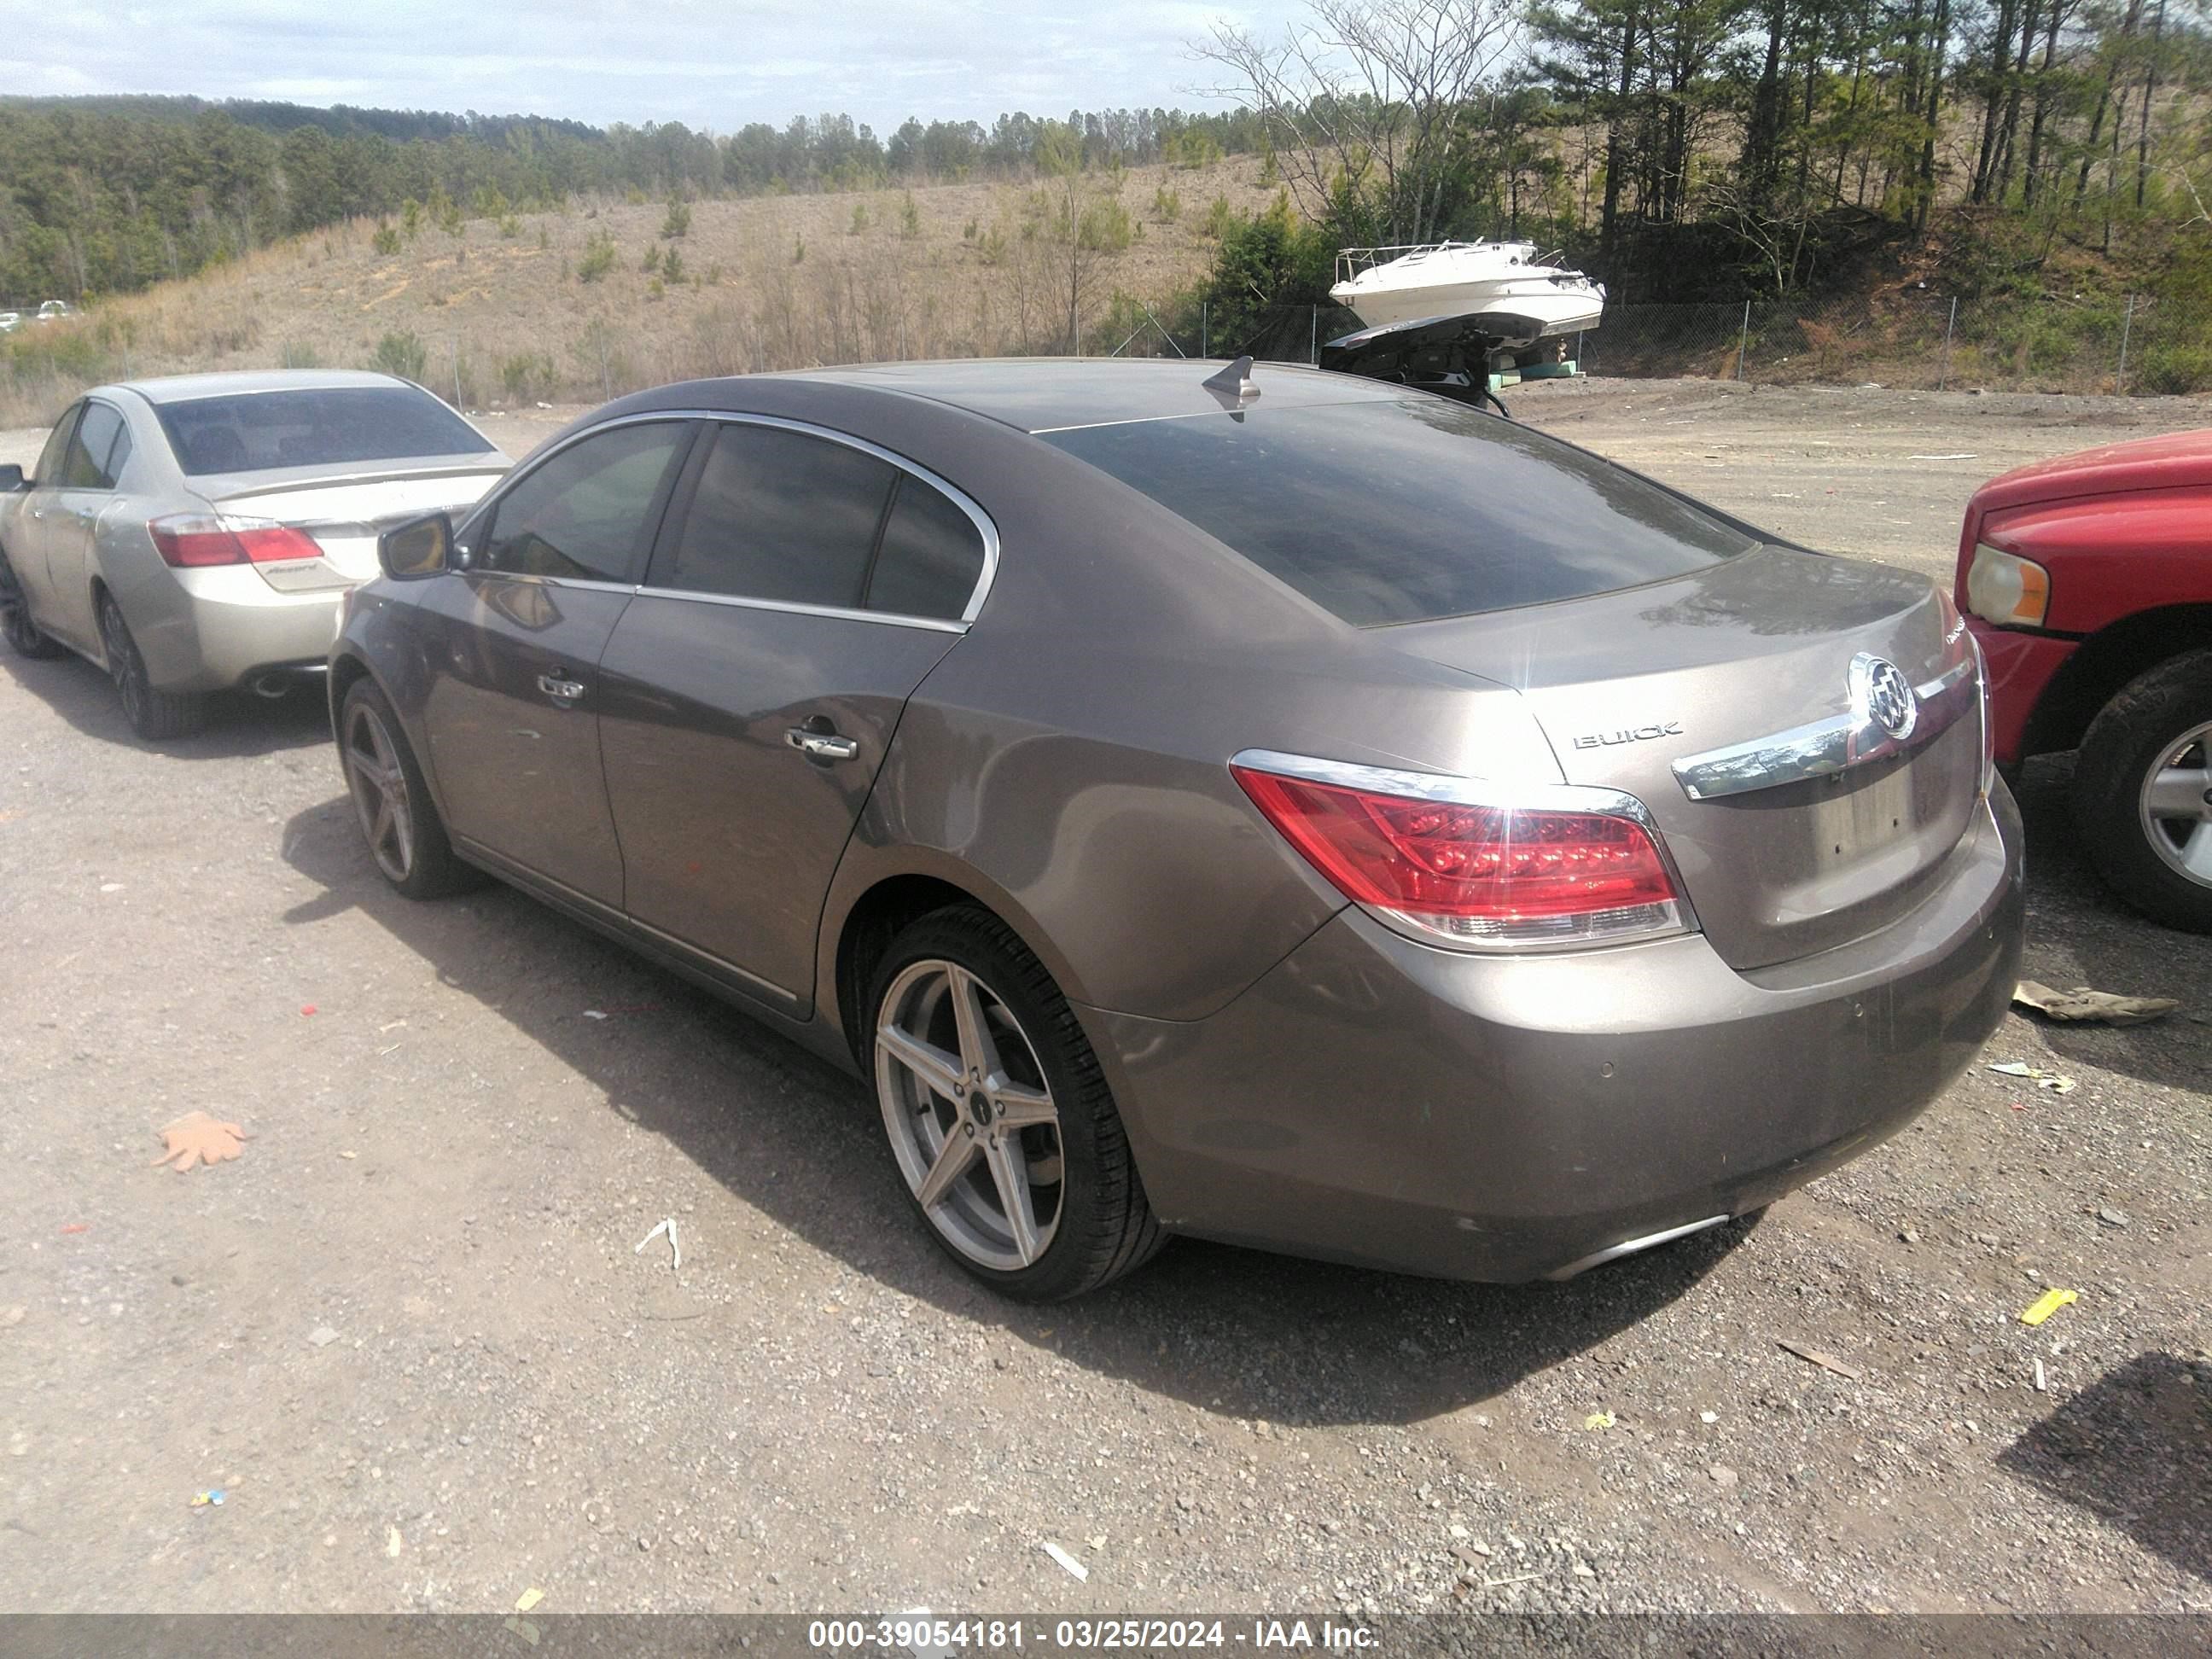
2073 649 2212 933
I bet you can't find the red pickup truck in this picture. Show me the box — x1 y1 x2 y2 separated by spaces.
1957 429 2212 931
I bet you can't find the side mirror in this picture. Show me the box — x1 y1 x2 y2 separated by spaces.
0 464 24 492
378 512 452 579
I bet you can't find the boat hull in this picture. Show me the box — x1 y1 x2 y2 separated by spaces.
1330 276 1604 335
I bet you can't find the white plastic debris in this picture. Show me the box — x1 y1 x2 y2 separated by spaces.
2013 981 2178 1027
1985 1061 2076 1092
634 1218 681 1272
1042 1540 1088 1580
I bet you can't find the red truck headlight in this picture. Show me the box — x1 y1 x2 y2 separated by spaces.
1965 542 2050 628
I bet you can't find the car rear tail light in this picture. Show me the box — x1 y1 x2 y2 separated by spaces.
1965 541 2048 627
150 514 324 568
1231 751 1691 952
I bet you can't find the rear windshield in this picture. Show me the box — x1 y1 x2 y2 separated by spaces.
155 387 492 477
1042 398 1755 626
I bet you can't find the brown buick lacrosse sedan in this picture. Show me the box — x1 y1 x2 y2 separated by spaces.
329 358 2023 1300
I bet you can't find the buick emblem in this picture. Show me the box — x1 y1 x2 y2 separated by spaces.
1851 654 1918 742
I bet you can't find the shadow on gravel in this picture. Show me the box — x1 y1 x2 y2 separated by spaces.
2005 755 2212 1096
0 648 329 759
279 791 1750 1429
1997 1352 2212 1586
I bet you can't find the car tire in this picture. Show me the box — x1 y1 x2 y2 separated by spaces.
0 544 65 659
97 591 207 739
338 677 481 899
865 905 1166 1301
2071 648 2212 933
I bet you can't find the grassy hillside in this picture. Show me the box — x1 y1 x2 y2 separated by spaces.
0 157 1284 426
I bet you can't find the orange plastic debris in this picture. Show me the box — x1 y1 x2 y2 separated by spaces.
151 1111 250 1173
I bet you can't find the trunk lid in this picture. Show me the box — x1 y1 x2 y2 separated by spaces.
197 461 509 593
1386 547 1984 970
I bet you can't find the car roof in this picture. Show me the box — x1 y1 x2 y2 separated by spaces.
110 369 419 406
782 357 1406 434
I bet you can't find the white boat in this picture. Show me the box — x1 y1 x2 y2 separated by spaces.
1329 241 1604 337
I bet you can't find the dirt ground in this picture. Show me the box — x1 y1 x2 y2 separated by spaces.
1 381 2208 1620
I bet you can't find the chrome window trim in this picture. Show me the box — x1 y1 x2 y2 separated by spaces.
1671 651 1978 803
463 570 638 597
629 585 969 635
1228 747 1699 953
549 408 1002 624
466 568 969 634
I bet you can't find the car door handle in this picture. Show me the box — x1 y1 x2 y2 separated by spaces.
537 672 586 704
785 727 859 761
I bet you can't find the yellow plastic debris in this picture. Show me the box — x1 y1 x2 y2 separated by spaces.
1582 1411 1615 1430
2019 1288 2077 1326
515 1588 544 1614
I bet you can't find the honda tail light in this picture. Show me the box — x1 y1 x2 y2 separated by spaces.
1231 750 1691 951
150 514 324 568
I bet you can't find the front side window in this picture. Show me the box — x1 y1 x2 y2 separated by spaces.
61 402 128 490
35 404 81 486
666 423 896 609
478 422 690 583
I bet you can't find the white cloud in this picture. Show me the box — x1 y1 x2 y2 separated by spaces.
0 0 1291 131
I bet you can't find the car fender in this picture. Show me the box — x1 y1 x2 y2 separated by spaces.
330 594 457 823
87 509 168 643
1973 485 2212 636
815 624 1562 1033
1963 485 2212 757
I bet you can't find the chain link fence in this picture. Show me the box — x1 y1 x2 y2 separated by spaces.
7 287 2203 429
1118 294 2212 397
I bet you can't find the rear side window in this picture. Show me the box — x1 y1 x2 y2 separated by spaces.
62 403 128 489
157 386 492 476
479 421 690 583
1042 399 1755 626
868 476 987 620
664 423 896 609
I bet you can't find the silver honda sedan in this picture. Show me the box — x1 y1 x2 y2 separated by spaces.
0 370 509 738
330 358 2025 1301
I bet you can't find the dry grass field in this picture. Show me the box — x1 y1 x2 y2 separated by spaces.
4 155 1286 424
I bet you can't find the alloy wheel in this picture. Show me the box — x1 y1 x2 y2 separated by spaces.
875 958 1064 1272
344 701 417 882
0 560 37 653
100 599 147 728
2139 719 2212 889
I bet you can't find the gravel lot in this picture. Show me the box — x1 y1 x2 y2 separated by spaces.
0 380 2207 1619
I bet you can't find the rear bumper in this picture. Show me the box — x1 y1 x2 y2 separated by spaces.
1969 619 2076 765
1080 778 2025 1284
126 566 349 693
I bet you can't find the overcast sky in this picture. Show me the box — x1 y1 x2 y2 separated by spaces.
0 1 1289 136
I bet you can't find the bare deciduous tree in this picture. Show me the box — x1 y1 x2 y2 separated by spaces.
1193 0 1523 247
